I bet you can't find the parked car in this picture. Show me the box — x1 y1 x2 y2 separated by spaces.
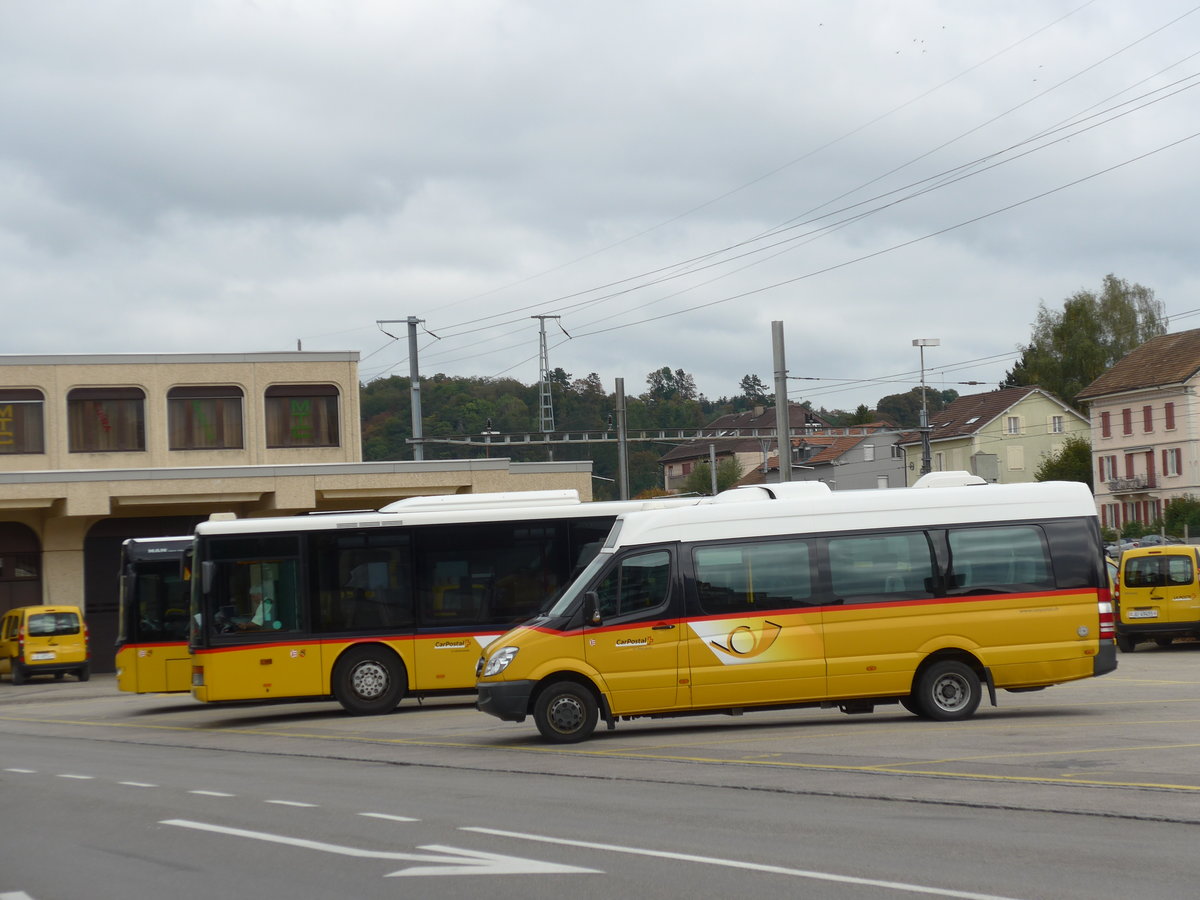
0 605 90 684
1138 534 1184 546
1106 538 1140 557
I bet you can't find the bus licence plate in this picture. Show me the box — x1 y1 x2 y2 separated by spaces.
1128 609 1159 619
31 651 55 660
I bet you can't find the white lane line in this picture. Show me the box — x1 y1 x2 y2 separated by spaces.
0 891 35 899
360 812 420 823
57 774 94 780
3 768 36 774
119 782 159 788
188 790 236 797
266 800 319 808
160 819 598 876
462 827 1030 900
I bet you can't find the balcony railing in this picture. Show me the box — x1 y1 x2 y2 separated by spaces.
1107 474 1156 493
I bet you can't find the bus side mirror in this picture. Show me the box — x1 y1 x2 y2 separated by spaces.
584 590 602 626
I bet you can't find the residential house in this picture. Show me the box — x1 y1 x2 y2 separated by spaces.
735 431 906 490
895 387 1088 486
1076 328 1200 532
658 404 830 491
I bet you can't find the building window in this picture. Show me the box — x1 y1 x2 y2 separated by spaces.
934 451 944 471
863 444 875 462
1164 447 1182 477
891 444 904 459
265 385 340 448
1101 411 1111 438
1006 416 1021 435
876 475 890 490
1166 402 1176 430
1143 406 1154 433
1050 415 1064 434
168 386 244 450
1122 408 1132 435
67 387 145 452
0 390 45 454
1007 446 1024 470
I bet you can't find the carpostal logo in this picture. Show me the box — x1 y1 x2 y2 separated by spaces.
688 619 783 665
433 639 470 650
615 636 653 648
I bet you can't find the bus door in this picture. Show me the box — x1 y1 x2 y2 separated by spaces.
685 538 826 708
199 546 325 701
584 549 684 715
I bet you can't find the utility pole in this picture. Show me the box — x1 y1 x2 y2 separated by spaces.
377 317 426 461
913 338 940 477
532 315 559 435
772 321 792 482
615 377 629 500
532 315 563 462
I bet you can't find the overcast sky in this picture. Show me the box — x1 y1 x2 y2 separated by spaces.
3 1 1199 414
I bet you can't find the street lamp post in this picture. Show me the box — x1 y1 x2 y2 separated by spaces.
912 338 940 477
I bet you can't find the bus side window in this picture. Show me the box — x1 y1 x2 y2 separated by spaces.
828 532 935 604
594 551 671 620
947 526 1054 595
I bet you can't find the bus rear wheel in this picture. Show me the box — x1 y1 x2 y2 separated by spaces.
333 646 406 715
533 681 598 743
912 660 981 721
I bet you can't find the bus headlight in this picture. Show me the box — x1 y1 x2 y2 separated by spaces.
483 646 519 677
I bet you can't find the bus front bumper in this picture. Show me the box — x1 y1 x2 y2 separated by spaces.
476 680 535 723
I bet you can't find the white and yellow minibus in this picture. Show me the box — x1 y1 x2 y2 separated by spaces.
475 473 1118 742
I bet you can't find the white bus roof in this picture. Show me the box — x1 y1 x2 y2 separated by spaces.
193 493 700 537
604 475 1097 551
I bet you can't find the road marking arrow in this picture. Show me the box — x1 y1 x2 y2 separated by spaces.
160 819 599 877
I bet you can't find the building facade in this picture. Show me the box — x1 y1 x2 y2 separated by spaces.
0 353 592 671
896 387 1089 486
1076 329 1200 532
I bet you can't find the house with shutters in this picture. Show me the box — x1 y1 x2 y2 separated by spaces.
895 387 1089 486
1076 328 1200 532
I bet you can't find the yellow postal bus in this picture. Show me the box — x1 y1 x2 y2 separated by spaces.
187 490 692 714
115 536 193 694
476 473 1118 742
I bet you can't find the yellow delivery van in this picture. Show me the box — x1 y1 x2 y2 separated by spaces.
1115 545 1200 651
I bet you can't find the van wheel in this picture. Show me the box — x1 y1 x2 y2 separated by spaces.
1115 633 1137 653
332 646 406 715
10 659 25 686
534 681 598 743
76 664 90 682
913 660 981 722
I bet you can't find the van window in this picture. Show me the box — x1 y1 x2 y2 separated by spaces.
694 540 814 613
595 550 671 619
27 612 81 636
829 532 935 603
948 526 1054 594
1125 554 1194 588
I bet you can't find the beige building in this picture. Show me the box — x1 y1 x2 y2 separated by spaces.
0 353 592 671
896 387 1089 485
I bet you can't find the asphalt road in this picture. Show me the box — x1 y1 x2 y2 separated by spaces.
2 644 1199 898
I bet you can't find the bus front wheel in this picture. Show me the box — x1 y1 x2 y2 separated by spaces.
533 681 598 743
912 660 981 721
333 646 406 715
